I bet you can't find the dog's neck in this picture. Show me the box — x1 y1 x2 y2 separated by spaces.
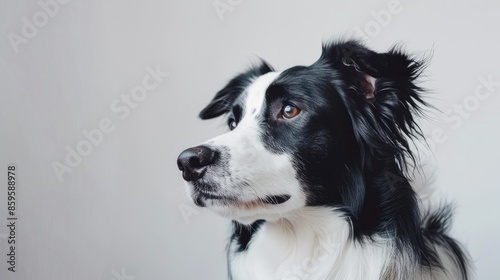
227 160 426 280
228 207 394 280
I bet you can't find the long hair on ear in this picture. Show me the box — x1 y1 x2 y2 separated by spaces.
199 60 274 120
319 40 429 172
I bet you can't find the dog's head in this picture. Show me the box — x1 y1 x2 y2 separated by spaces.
177 40 425 225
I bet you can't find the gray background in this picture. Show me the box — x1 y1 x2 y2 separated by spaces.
0 0 499 279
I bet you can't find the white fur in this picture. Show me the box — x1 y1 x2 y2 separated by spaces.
189 72 307 224
187 73 469 280
229 207 467 280
229 207 393 280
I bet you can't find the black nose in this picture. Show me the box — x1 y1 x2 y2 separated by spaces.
177 146 216 181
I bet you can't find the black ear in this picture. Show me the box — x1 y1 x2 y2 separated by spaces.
199 60 274 120
320 40 428 170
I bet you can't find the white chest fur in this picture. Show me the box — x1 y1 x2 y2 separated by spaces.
228 207 393 280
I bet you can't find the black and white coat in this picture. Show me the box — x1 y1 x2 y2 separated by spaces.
177 40 471 280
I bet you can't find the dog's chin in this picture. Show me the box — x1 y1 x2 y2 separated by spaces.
191 190 292 223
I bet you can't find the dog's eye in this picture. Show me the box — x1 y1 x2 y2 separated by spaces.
228 119 237 130
282 104 301 119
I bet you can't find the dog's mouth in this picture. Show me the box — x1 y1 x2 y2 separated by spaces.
194 190 291 208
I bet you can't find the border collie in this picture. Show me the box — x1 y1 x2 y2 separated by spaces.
177 40 471 280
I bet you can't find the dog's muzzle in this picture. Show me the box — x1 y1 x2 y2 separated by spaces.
177 145 216 181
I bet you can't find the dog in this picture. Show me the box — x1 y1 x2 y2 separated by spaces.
177 40 471 280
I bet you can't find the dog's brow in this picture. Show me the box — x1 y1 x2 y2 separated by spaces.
232 105 242 121
264 84 284 100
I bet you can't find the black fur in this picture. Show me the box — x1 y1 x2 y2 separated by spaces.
199 39 470 279
199 61 274 119
230 219 265 252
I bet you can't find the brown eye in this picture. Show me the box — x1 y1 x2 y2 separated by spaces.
282 104 301 119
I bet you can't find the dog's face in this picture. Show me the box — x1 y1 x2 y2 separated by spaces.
177 41 424 224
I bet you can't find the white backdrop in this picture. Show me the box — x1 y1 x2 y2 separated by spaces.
0 0 499 279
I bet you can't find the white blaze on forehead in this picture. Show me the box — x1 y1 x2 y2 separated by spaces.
197 70 307 223
243 72 281 118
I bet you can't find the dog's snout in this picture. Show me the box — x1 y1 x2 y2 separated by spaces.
177 146 216 181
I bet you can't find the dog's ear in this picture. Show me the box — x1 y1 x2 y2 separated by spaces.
321 40 428 169
199 60 274 120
